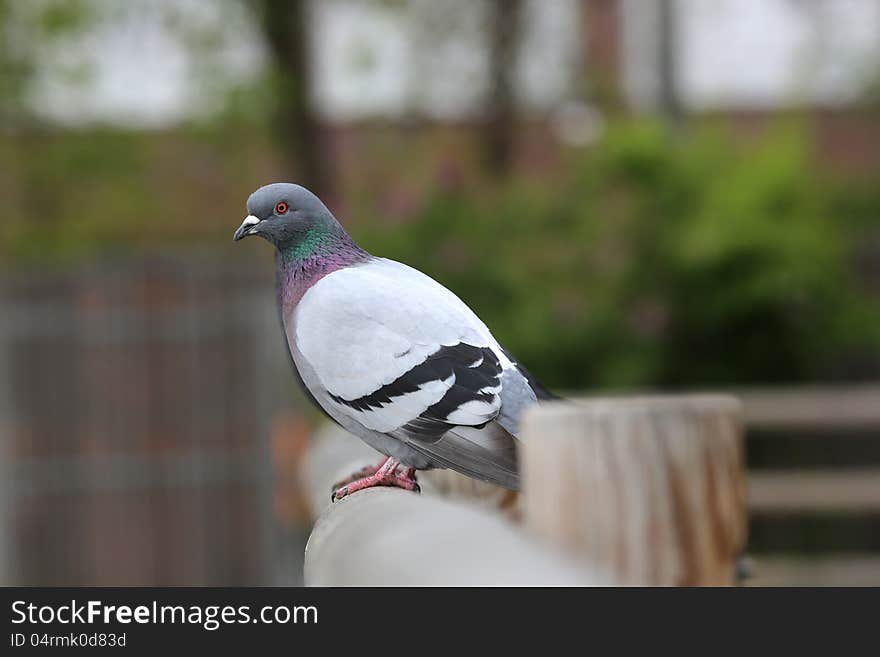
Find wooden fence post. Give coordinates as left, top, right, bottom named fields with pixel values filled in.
left=521, top=396, right=747, bottom=585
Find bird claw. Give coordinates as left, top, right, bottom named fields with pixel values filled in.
left=330, top=461, right=386, bottom=492
left=331, top=479, right=421, bottom=502
left=329, top=461, right=420, bottom=502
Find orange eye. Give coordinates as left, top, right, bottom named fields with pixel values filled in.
left=275, top=201, right=289, bottom=214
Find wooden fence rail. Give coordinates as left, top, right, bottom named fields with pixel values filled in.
left=301, top=427, right=608, bottom=586
left=737, top=384, right=880, bottom=586
left=737, top=385, right=880, bottom=430
left=301, top=395, right=746, bottom=586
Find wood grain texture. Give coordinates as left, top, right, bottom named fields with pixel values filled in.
left=521, top=396, right=747, bottom=586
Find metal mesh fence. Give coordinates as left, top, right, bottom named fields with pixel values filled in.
left=0, top=256, right=304, bottom=585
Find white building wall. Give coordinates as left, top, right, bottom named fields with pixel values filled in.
left=24, top=0, right=880, bottom=127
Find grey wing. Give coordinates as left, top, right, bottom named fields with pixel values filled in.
left=396, top=344, right=519, bottom=490
left=495, top=346, right=559, bottom=436
left=330, top=342, right=520, bottom=490
left=403, top=346, right=558, bottom=489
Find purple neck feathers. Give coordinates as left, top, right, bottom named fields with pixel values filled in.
left=275, top=230, right=369, bottom=315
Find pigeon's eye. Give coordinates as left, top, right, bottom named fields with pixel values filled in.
left=275, top=201, right=289, bottom=215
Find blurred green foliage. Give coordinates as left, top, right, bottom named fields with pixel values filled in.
left=2, top=119, right=879, bottom=389
left=358, top=121, right=880, bottom=389
left=0, top=125, right=281, bottom=262
left=0, top=0, right=96, bottom=127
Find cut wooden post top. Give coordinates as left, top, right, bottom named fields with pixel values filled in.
left=521, top=395, right=747, bottom=586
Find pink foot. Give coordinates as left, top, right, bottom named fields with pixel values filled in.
left=330, top=459, right=388, bottom=492
left=331, top=457, right=420, bottom=502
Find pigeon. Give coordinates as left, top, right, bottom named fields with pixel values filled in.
left=234, top=183, right=556, bottom=501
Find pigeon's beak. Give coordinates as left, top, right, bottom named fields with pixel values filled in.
left=233, top=215, right=261, bottom=242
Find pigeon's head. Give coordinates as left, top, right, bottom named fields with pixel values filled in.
left=233, top=182, right=336, bottom=247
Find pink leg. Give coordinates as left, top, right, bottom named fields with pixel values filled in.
left=330, top=459, right=388, bottom=491
left=331, top=457, right=420, bottom=502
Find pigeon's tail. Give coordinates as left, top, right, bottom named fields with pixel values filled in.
left=402, top=421, right=520, bottom=491
left=501, top=347, right=560, bottom=401
left=529, top=377, right=560, bottom=401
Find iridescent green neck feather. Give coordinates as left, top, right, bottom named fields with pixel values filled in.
left=282, top=225, right=334, bottom=261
